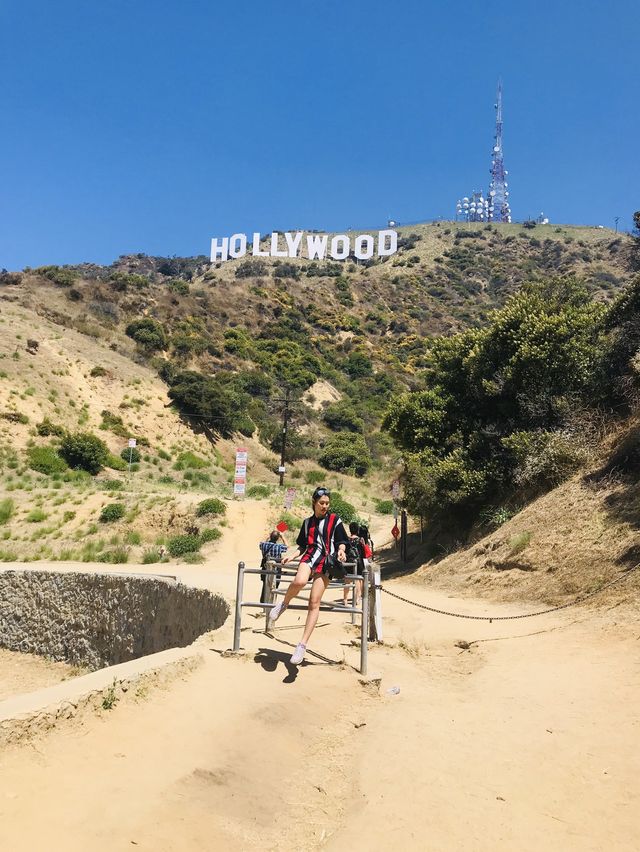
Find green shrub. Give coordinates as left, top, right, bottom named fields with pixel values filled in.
left=120, top=447, right=141, bottom=463
left=304, top=470, right=326, bottom=485
left=97, top=546, right=129, bottom=564
left=90, top=366, right=108, bottom=377
left=374, top=499, right=394, bottom=515
left=323, top=402, right=364, bottom=433
left=142, top=548, right=162, bottom=564
left=100, top=479, right=123, bottom=490
left=26, top=508, right=47, bottom=523
left=247, top=484, right=271, bottom=499
left=99, top=503, right=126, bottom=523
left=196, top=498, right=226, bottom=517
left=106, top=454, right=127, bottom=472
left=168, top=534, right=201, bottom=556
left=59, top=432, right=110, bottom=474
left=174, top=451, right=208, bottom=470
left=199, top=527, right=222, bottom=543
left=26, top=446, right=67, bottom=475
left=125, top=318, right=167, bottom=352
left=0, top=498, right=15, bottom=524
left=509, top=531, right=532, bottom=555
left=34, top=265, right=77, bottom=286
left=318, top=433, right=371, bottom=477
left=36, top=418, right=66, bottom=437
left=62, top=510, right=76, bottom=523
left=328, top=493, right=358, bottom=525
left=182, top=551, right=205, bottom=563
left=157, top=449, right=171, bottom=461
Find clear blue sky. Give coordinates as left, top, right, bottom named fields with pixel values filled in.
left=1, top=0, right=638, bottom=270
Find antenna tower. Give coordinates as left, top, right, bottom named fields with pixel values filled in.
left=487, top=80, right=511, bottom=222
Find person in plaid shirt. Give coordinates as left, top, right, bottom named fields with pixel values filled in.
left=259, top=530, right=288, bottom=603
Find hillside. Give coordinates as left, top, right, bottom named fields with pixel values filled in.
left=0, top=220, right=635, bottom=566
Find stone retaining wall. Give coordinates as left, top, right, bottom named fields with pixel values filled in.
left=0, top=570, right=229, bottom=670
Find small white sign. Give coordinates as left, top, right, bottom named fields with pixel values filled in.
left=284, top=487, right=296, bottom=509
left=235, top=464, right=247, bottom=477
left=278, top=465, right=286, bottom=474
left=392, top=479, right=400, bottom=499
left=236, top=449, right=248, bottom=464
left=128, top=438, right=137, bottom=448
left=234, top=481, right=246, bottom=495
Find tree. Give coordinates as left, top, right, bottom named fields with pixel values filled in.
left=323, top=402, right=364, bottom=433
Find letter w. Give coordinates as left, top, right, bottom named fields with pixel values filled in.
left=306, top=234, right=327, bottom=260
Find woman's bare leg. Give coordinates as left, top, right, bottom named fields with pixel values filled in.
left=282, top=563, right=311, bottom=606
left=300, top=573, right=329, bottom=646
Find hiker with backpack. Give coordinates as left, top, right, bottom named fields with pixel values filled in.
left=343, top=521, right=366, bottom=607
left=258, top=530, right=288, bottom=604
left=268, top=486, right=349, bottom=666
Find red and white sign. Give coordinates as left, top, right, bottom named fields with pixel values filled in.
left=284, top=487, right=296, bottom=510
left=391, top=524, right=400, bottom=540
left=392, top=479, right=400, bottom=500
left=234, top=448, right=248, bottom=496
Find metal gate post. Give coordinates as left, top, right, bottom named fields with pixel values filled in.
left=265, top=559, right=275, bottom=633
left=360, top=564, right=369, bottom=675
left=232, top=561, right=245, bottom=652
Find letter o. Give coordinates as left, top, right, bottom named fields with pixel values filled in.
left=229, top=233, right=247, bottom=258
left=330, top=235, right=350, bottom=260
left=354, top=234, right=374, bottom=260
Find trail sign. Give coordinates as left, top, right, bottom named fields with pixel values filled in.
left=391, top=524, right=400, bottom=540
left=128, top=438, right=137, bottom=448
left=392, top=479, right=400, bottom=500
left=284, top=487, right=296, bottom=510
left=276, top=521, right=289, bottom=533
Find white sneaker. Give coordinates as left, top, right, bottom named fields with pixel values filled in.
left=290, top=643, right=306, bottom=665
left=268, top=600, right=286, bottom=628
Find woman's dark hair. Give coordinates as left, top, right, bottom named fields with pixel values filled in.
left=358, top=525, right=370, bottom=541
left=349, top=521, right=359, bottom=535
left=312, top=487, right=331, bottom=501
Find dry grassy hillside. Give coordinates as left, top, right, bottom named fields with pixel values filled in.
left=0, top=301, right=387, bottom=565
left=402, top=419, right=640, bottom=611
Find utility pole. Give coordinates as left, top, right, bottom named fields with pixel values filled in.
left=278, top=387, right=291, bottom=486
left=614, top=216, right=620, bottom=234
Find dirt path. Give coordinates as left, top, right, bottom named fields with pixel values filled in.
left=1, top=504, right=638, bottom=851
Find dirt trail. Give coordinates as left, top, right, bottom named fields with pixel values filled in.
left=0, top=502, right=638, bottom=851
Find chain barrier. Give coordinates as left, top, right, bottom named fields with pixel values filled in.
left=378, top=562, right=640, bottom=622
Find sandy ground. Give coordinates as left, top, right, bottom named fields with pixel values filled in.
left=1, top=501, right=639, bottom=851
left=0, top=649, right=82, bottom=701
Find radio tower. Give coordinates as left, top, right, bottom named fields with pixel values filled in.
left=487, top=80, right=511, bottom=222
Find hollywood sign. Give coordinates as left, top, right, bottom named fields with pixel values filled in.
left=210, top=230, right=398, bottom=262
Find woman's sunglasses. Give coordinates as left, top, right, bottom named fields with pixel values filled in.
left=313, top=488, right=331, bottom=498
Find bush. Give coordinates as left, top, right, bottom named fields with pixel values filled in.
left=36, top=418, right=66, bottom=437
left=199, top=527, right=222, bottom=543
left=120, top=447, right=141, bottom=463
left=125, top=318, right=167, bottom=352
left=374, top=499, right=394, bottom=515
left=304, top=470, right=326, bottom=485
left=318, top=433, right=372, bottom=477
left=247, top=484, right=271, bottom=499
left=106, top=454, right=128, bottom=472
left=59, top=432, right=110, bottom=474
left=97, top=546, right=129, bottom=564
left=0, top=498, right=15, bottom=524
left=196, top=498, right=226, bottom=517
left=26, top=508, right=47, bottom=523
left=142, top=548, right=163, bottom=564
left=99, top=503, right=126, bottom=523
left=63, top=511, right=76, bottom=523
left=26, top=446, right=67, bottom=475
left=502, top=430, right=589, bottom=488
left=168, top=534, right=201, bottom=556
left=174, top=451, right=208, bottom=470
left=328, top=493, right=358, bottom=525
left=323, top=402, right=364, bottom=433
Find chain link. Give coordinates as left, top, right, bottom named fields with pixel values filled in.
left=379, top=563, right=640, bottom=622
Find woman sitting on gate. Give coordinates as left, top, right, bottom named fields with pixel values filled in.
left=268, top=487, right=348, bottom=666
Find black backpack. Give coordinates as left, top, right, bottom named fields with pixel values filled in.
left=346, top=536, right=364, bottom=570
